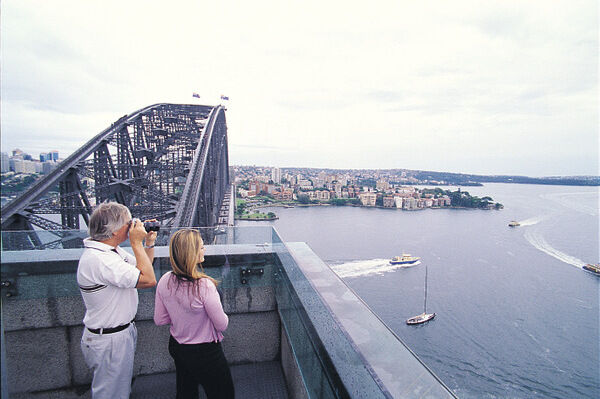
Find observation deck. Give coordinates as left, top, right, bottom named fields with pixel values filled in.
left=1, top=226, right=456, bottom=398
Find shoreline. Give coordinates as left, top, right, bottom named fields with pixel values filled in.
left=254, top=203, right=500, bottom=212
left=235, top=216, right=279, bottom=221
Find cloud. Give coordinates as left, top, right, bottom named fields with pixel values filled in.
left=231, top=144, right=292, bottom=151
left=1, top=0, right=597, bottom=176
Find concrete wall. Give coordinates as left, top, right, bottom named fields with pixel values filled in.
left=3, top=284, right=280, bottom=395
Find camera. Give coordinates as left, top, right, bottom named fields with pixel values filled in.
left=144, top=221, right=161, bottom=232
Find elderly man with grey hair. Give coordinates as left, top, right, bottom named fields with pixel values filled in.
left=77, top=201, right=157, bottom=399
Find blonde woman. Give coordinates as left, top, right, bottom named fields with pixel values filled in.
left=154, top=229, right=234, bottom=399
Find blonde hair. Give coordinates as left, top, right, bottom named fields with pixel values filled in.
left=168, top=229, right=218, bottom=296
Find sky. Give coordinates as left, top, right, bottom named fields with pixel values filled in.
left=1, top=1, right=598, bottom=177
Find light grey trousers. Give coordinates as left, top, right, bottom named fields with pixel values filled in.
left=81, top=323, right=137, bottom=399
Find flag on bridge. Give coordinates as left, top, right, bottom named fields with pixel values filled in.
left=192, top=93, right=201, bottom=98
left=220, top=95, right=229, bottom=101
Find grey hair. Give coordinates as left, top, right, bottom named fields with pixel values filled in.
left=89, top=202, right=131, bottom=241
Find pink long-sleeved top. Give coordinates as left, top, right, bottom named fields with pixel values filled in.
left=154, top=272, right=229, bottom=344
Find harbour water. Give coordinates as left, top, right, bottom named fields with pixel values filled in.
left=239, top=183, right=599, bottom=398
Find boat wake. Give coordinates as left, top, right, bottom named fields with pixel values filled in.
left=330, top=258, right=421, bottom=278
left=524, top=230, right=586, bottom=269
left=541, top=192, right=599, bottom=216
left=518, top=216, right=546, bottom=226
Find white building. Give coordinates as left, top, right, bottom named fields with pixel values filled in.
left=1, top=152, right=9, bottom=173
left=11, top=159, right=37, bottom=174
left=316, top=190, right=330, bottom=201
left=283, top=173, right=296, bottom=185
left=359, top=192, right=377, bottom=207
left=396, top=186, right=416, bottom=195
left=394, top=197, right=404, bottom=209
left=271, top=167, right=281, bottom=184
left=297, top=179, right=313, bottom=189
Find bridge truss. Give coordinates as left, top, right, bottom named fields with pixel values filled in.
left=1, top=103, right=231, bottom=250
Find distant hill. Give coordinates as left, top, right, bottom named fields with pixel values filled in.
left=407, top=170, right=599, bottom=186
left=233, top=165, right=599, bottom=186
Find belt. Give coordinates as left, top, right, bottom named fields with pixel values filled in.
left=87, top=320, right=133, bottom=335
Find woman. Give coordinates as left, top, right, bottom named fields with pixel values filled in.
left=154, top=229, right=234, bottom=399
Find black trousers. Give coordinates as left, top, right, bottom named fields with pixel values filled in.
left=168, top=336, right=235, bottom=399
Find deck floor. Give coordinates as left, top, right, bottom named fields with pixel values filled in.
left=132, top=361, right=289, bottom=399
left=12, top=361, right=289, bottom=399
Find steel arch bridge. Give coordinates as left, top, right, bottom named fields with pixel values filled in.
left=1, top=103, right=232, bottom=250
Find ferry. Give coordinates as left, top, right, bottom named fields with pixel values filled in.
left=508, top=221, right=520, bottom=227
left=390, top=254, right=420, bottom=265
left=583, top=263, right=600, bottom=275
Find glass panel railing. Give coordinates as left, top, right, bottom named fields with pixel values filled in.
left=275, top=246, right=386, bottom=399
left=0, top=226, right=282, bottom=300
left=0, top=225, right=278, bottom=252
left=282, top=242, right=457, bottom=398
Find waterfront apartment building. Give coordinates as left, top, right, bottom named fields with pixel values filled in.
left=359, top=192, right=377, bottom=206
left=249, top=181, right=276, bottom=195
left=273, top=188, right=294, bottom=201
left=403, top=197, right=418, bottom=210
left=305, top=190, right=331, bottom=201
left=383, top=196, right=395, bottom=208
left=317, top=190, right=331, bottom=201
left=394, top=197, right=404, bottom=209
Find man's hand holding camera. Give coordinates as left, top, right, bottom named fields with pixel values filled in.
left=128, top=218, right=158, bottom=249
left=143, top=219, right=158, bottom=249
left=128, top=218, right=157, bottom=288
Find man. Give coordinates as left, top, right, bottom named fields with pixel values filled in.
left=77, top=202, right=157, bottom=398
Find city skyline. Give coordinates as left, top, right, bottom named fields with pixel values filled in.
left=1, top=1, right=598, bottom=177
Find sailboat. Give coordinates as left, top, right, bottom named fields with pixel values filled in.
left=406, top=265, right=436, bottom=325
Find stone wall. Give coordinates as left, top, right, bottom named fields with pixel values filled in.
left=3, top=284, right=280, bottom=395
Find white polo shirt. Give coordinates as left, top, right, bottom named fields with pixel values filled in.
left=77, top=238, right=141, bottom=329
